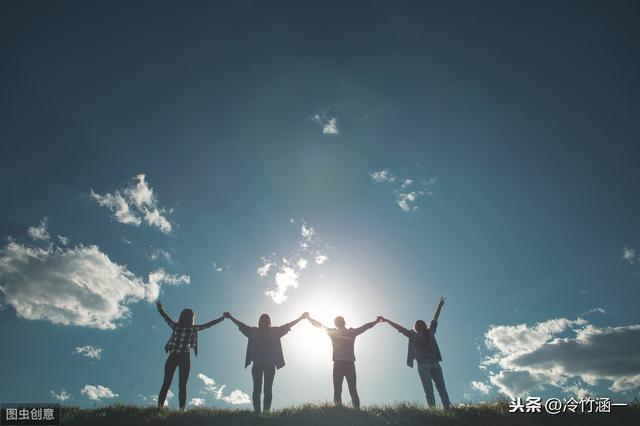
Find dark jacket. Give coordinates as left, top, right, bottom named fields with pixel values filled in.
left=239, top=324, right=291, bottom=369
left=400, top=319, right=442, bottom=367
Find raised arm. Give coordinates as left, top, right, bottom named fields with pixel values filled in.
left=156, top=301, right=176, bottom=329
left=381, top=316, right=411, bottom=336
left=281, top=312, right=309, bottom=330
left=194, top=314, right=225, bottom=331
left=432, top=297, right=446, bottom=322
left=307, top=315, right=329, bottom=329
left=224, top=312, right=248, bottom=329
left=353, top=317, right=383, bottom=336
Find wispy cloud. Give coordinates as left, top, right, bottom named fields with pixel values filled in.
left=311, top=114, right=339, bottom=135
left=27, top=218, right=50, bottom=241
left=258, top=220, right=330, bottom=303
left=0, top=228, right=182, bottom=329
left=81, top=385, right=118, bottom=401
left=140, top=390, right=173, bottom=407
left=91, top=174, right=173, bottom=234
left=370, top=169, right=436, bottom=212
left=148, top=248, right=172, bottom=263
left=148, top=268, right=190, bottom=287
left=369, top=169, right=395, bottom=183
left=196, top=373, right=250, bottom=405
left=212, top=260, right=227, bottom=273
left=623, top=246, right=636, bottom=264
left=57, top=235, right=70, bottom=246
left=480, top=316, right=640, bottom=398
left=470, top=381, right=491, bottom=395
left=50, top=389, right=71, bottom=401
left=74, top=345, right=102, bottom=359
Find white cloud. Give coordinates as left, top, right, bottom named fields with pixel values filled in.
left=395, top=190, right=420, bottom=212
left=370, top=170, right=435, bottom=212
left=212, top=261, right=225, bottom=273
left=90, top=190, right=141, bottom=226
left=369, top=169, right=395, bottom=183
left=259, top=220, right=330, bottom=303
left=0, top=237, right=178, bottom=329
left=189, top=397, right=205, bottom=407
left=580, top=307, right=606, bottom=317
left=301, top=223, right=315, bottom=240
left=623, top=246, right=636, bottom=264
left=471, top=381, right=491, bottom=395
left=148, top=249, right=172, bottom=263
left=148, top=268, right=190, bottom=287
left=81, top=385, right=118, bottom=401
left=141, top=390, right=173, bottom=407
left=50, top=389, right=70, bottom=401
left=74, top=345, right=102, bottom=359
left=311, top=114, right=339, bottom=135
left=27, top=218, right=50, bottom=241
left=222, top=390, right=251, bottom=405
left=57, top=235, right=69, bottom=246
left=266, top=265, right=299, bottom=304
left=314, top=252, right=329, bottom=265
left=480, top=316, right=640, bottom=398
left=257, top=259, right=273, bottom=277
left=197, top=373, right=249, bottom=405
left=91, top=174, right=173, bottom=234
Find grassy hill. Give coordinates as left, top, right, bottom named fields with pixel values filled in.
left=60, top=401, right=639, bottom=426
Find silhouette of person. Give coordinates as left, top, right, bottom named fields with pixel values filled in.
left=381, top=297, right=450, bottom=410
left=306, top=314, right=383, bottom=409
left=225, top=311, right=308, bottom=413
left=156, top=301, right=225, bottom=410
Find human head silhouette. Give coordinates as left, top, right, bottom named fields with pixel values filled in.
left=258, top=313, right=271, bottom=328
left=414, top=319, right=428, bottom=335
left=334, top=316, right=346, bottom=328
left=178, top=308, right=195, bottom=326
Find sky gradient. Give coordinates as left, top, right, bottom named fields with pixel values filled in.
left=1, top=0, right=639, bottom=408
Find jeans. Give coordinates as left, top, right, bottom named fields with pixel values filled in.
left=251, top=361, right=276, bottom=413
left=417, top=361, right=450, bottom=409
left=333, top=361, right=360, bottom=409
left=158, top=351, right=191, bottom=409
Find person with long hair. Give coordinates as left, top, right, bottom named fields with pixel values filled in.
left=156, top=301, right=225, bottom=410
left=224, top=311, right=308, bottom=413
left=380, top=297, right=450, bottom=410
left=306, top=314, right=382, bottom=409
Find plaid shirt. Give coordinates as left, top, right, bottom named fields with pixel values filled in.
left=158, top=307, right=222, bottom=357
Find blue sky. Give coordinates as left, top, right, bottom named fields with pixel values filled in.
left=1, top=0, right=639, bottom=408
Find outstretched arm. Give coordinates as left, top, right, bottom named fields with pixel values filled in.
left=353, top=317, right=383, bottom=336
left=307, top=315, right=329, bottom=329
left=156, top=301, right=176, bottom=329
left=281, top=312, right=309, bottom=330
left=432, top=297, right=446, bottom=322
left=380, top=316, right=411, bottom=336
left=195, top=315, right=225, bottom=331
left=224, top=312, right=248, bottom=329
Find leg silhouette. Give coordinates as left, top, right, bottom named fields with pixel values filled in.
left=344, top=364, right=360, bottom=409
left=431, top=363, right=450, bottom=409
left=158, top=355, right=179, bottom=408
left=332, top=362, right=345, bottom=405
left=417, top=362, right=436, bottom=407
left=177, top=353, right=191, bottom=410
left=251, top=363, right=264, bottom=413
left=262, top=364, right=276, bottom=411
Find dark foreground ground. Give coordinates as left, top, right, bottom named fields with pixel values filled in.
left=61, top=401, right=639, bottom=426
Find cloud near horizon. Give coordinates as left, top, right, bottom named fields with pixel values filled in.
left=480, top=315, right=640, bottom=398
left=196, top=373, right=250, bottom=405
left=90, top=174, right=173, bottom=234
left=81, top=385, right=118, bottom=401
